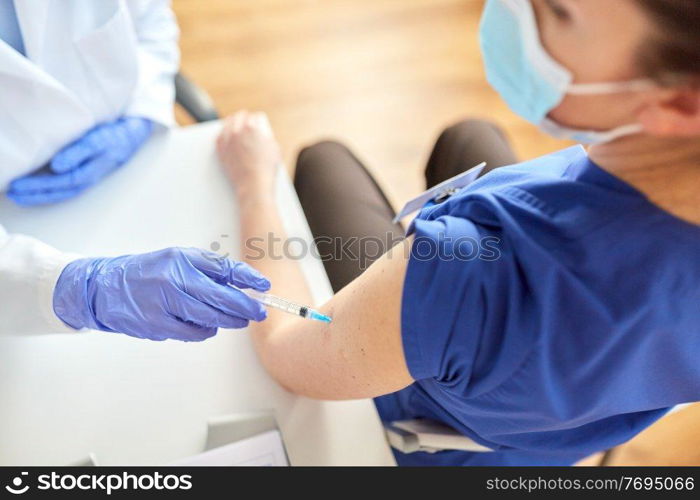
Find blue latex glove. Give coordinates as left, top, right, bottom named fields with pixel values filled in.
left=53, top=248, right=270, bottom=342
left=8, top=117, right=153, bottom=206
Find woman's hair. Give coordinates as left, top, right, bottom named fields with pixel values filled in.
left=636, top=0, right=700, bottom=83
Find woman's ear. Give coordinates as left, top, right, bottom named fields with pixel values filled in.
left=638, top=86, right=700, bottom=137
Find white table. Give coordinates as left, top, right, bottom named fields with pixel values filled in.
left=0, top=122, right=395, bottom=466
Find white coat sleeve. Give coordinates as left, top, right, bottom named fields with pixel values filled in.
left=0, top=225, right=82, bottom=335
left=125, top=0, right=181, bottom=128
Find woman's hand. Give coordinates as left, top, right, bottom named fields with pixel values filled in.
left=216, top=111, right=282, bottom=198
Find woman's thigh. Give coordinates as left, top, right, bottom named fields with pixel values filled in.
left=294, top=141, right=404, bottom=292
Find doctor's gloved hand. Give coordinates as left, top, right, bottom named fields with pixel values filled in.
left=7, top=117, right=153, bottom=206
left=53, top=248, right=270, bottom=342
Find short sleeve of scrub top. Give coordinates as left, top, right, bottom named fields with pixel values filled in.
left=379, top=146, right=700, bottom=466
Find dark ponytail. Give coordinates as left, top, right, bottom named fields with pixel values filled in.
left=636, top=0, right=700, bottom=83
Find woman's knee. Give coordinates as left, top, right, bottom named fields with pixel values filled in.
left=426, top=118, right=517, bottom=184
left=439, top=119, right=509, bottom=148
left=294, top=140, right=362, bottom=194
left=296, top=141, right=350, bottom=175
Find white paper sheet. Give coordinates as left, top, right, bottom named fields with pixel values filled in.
left=171, top=430, right=289, bottom=466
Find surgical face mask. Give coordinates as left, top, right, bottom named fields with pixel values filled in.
left=479, top=0, right=654, bottom=144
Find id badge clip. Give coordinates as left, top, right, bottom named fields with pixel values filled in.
left=393, top=162, right=486, bottom=223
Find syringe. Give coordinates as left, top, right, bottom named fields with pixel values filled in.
left=240, top=288, right=332, bottom=323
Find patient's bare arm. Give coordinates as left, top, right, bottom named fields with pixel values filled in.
left=217, top=111, right=414, bottom=399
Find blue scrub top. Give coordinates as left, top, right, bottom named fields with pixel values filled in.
left=375, top=146, right=700, bottom=466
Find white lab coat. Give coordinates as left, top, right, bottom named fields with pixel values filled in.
left=0, top=0, right=179, bottom=335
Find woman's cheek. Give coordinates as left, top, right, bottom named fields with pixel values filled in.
left=548, top=93, right=642, bottom=131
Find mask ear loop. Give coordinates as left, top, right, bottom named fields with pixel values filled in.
left=553, top=81, right=654, bottom=143
left=540, top=119, right=645, bottom=144
left=567, top=80, right=657, bottom=95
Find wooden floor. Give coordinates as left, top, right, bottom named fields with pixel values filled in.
left=173, top=0, right=568, bottom=210
left=172, top=0, right=700, bottom=465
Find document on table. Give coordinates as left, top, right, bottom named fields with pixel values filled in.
left=172, top=430, right=289, bottom=466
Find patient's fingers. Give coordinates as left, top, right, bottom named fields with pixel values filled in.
left=230, top=110, right=249, bottom=133
left=248, top=112, right=274, bottom=138
left=218, top=111, right=249, bottom=152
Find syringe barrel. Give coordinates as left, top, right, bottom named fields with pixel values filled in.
left=245, top=289, right=305, bottom=317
